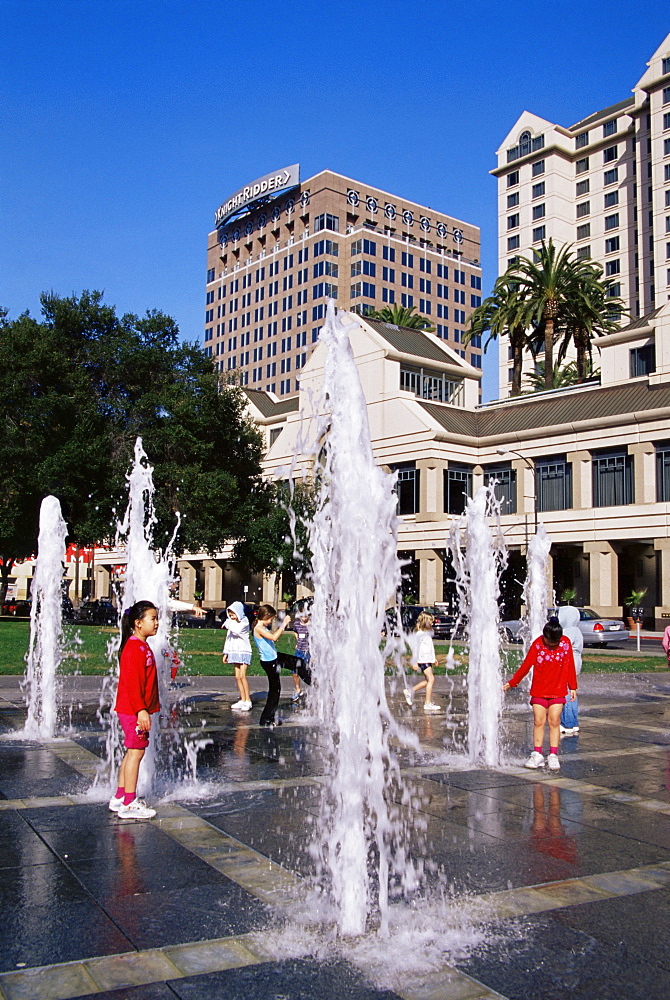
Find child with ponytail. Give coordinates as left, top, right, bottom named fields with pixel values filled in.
left=108, top=600, right=160, bottom=819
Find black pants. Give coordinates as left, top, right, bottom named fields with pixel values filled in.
left=259, top=658, right=281, bottom=725
left=276, top=651, right=312, bottom=686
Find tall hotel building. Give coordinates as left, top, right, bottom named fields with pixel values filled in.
left=492, top=34, right=670, bottom=397
left=205, top=167, right=482, bottom=396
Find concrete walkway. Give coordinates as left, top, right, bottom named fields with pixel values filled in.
left=1, top=671, right=670, bottom=999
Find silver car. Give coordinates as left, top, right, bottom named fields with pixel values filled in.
left=501, top=608, right=630, bottom=647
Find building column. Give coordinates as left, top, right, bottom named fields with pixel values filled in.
left=629, top=442, right=656, bottom=504
left=417, top=549, right=444, bottom=605
left=510, top=458, right=534, bottom=518
left=177, top=561, right=198, bottom=603
left=94, top=565, right=111, bottom=600
left=566, top=450, right=591, bottom=509
left=583, top=541, right=619, bottom=615
left=472, top=465, right=484, bottom=497
left=416, top=458, right=446, bottom=522
left=202, top=559, right=224, bottom=604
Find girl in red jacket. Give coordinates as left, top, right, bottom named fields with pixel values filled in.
left=108, top=600, right=160, bottom=819
left=503, top=617, right=577, bottom=773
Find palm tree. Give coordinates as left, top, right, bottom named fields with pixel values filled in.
left=510, top=239, right=579, bottom=390
left=464, top=274, right=528, bottom=396
left=522, top=357, right=599, bottom=393
left=366, top=304, right=434, bottom=331
left=557, top=260, right=625, bottom=382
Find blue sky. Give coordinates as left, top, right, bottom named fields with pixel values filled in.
left=2, top=1, right=668, bottom=401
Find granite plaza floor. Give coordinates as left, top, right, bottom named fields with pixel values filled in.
left=1, top=671, right=670, bottom=1000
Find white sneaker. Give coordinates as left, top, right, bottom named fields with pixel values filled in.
left=231, top=699, right=246, bottom=710
left=423, top=702, right=440, bottom=713
left=108, top=795, right=124, bottom=813
left=571, top=726, right=579, bottom=733
left=291, top=690, right=302, bottom=703
left=524, top=751, right=545, bottom=769
left=239, top=700, right=253, bottom=711
left=403, top=688, right=413, bottom=707
left=560, top=725, right=576, bottom=735
left=547, top=753, right=561, bottom=771
left=117, top=798, right=156, bottom=820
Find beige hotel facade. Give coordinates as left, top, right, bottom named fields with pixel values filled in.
left=204, top=167, right=483, bottom=397
left=493, top=33, right=670, bottom=399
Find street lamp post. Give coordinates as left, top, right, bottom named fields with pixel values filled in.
left=497, top=447, right=538, bottom=532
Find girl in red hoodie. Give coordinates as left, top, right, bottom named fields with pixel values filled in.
left=503, top=617, right=577, bottom=773
left=108, top=600, right=160, bottom=819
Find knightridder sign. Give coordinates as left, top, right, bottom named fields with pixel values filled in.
left=215, top=164, right=300, bottom=228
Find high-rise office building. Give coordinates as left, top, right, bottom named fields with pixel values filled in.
left=492, top=33, right=670, bottom=397
left=205, top=167, right=482, bottom=396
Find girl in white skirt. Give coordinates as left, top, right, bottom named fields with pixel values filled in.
left=223, top=601, right=252, bottom=711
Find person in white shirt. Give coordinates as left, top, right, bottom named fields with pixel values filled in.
left=223, top=601, right=253, bottom=711
left=404, top=612, right=440, bottom=712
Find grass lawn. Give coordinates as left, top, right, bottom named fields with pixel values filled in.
left=0, top=620, right=666, bottom=676
left=0, top=620, right=298, bottom=676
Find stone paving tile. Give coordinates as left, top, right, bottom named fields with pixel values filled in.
left=0, top=960, right=101, bottom=1000
left=164, top=936, right=259, bottom=976
left=102, top=881, right=268, bottom=950
left=0, top=899, right=134, bottom=976
left=192, top=790, right=318, bottom=877
left=85, top=949, right=183, bottom=992
left=167, top=959, right=405, bottom=1000
left=457, top=904, right=670, bottom=1000
left=423, top=770, right=531, bottom=792
left=63, top=985, right=176, bottom=1000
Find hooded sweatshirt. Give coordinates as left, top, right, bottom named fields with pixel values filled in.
left=223, top=601, right=251, bottom=656
left=558, top=605, right=583, bottom=675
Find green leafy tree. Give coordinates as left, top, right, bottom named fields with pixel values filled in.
left=508, top=239, right=578, bottom=390
left=522, top=357, right=600, bottom=393
left=0, top=291, right=268, bottom=603
left=556, top=260, right=624, bottom=382
left=464, top=276, right=527, bottom=396
left=233, top=479, right=317, bottom=603
left=506, top=240, right=622, bottom=391
left=367, top=304, right=434, bottom=331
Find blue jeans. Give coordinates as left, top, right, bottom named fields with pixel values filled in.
left=561, top=697, right=579, bottom=728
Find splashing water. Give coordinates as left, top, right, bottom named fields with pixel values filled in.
left=448, top=486, right=507, bottom=767
left=524, top=523, right=552, bottom=648
left=306, top=305, right=421, bottom=938
left=23, top=496, right=68, bottom=740
left=96, top=438, right=181, bottom=794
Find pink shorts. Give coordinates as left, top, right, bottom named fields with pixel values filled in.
left=530, top=696, right=566, bottom=708
left=117, top=712, right=150, bottom=749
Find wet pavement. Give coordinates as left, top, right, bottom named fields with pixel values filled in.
left=1, top=671, right=670, bottom=999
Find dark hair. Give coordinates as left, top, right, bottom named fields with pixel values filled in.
left=543, top=617, right=563, bottom=645
left=120, top=600, right=158, bottom=651
left=256, top=603, right=276, bottom=622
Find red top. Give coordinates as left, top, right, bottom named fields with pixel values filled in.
left=114, top=636, right=160, bottom=716
left=508, top=635, right=577, bottom=698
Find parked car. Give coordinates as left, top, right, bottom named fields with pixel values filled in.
left=1, top=599, right=32, bottom=618
left=501, top=608, right=630, bottom=647
left=74, top=599, right=118, bottom=626
left=384, top=605, right=462, bottom=640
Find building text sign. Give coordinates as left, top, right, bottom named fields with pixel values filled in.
left=215, top=165, right=300, bottom=228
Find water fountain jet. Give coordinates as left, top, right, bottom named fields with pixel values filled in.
left=306, top=304, right=420, bottom=938
left=23, top=495, right=68, bottom=740
left=448, top=486, right=506, bottom=767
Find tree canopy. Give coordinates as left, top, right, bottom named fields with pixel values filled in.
left=367, top=304, right=434, bottom=331
left=0, top=291, right=268, bottom=599
left=466, top=239, right=623, bottom=395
